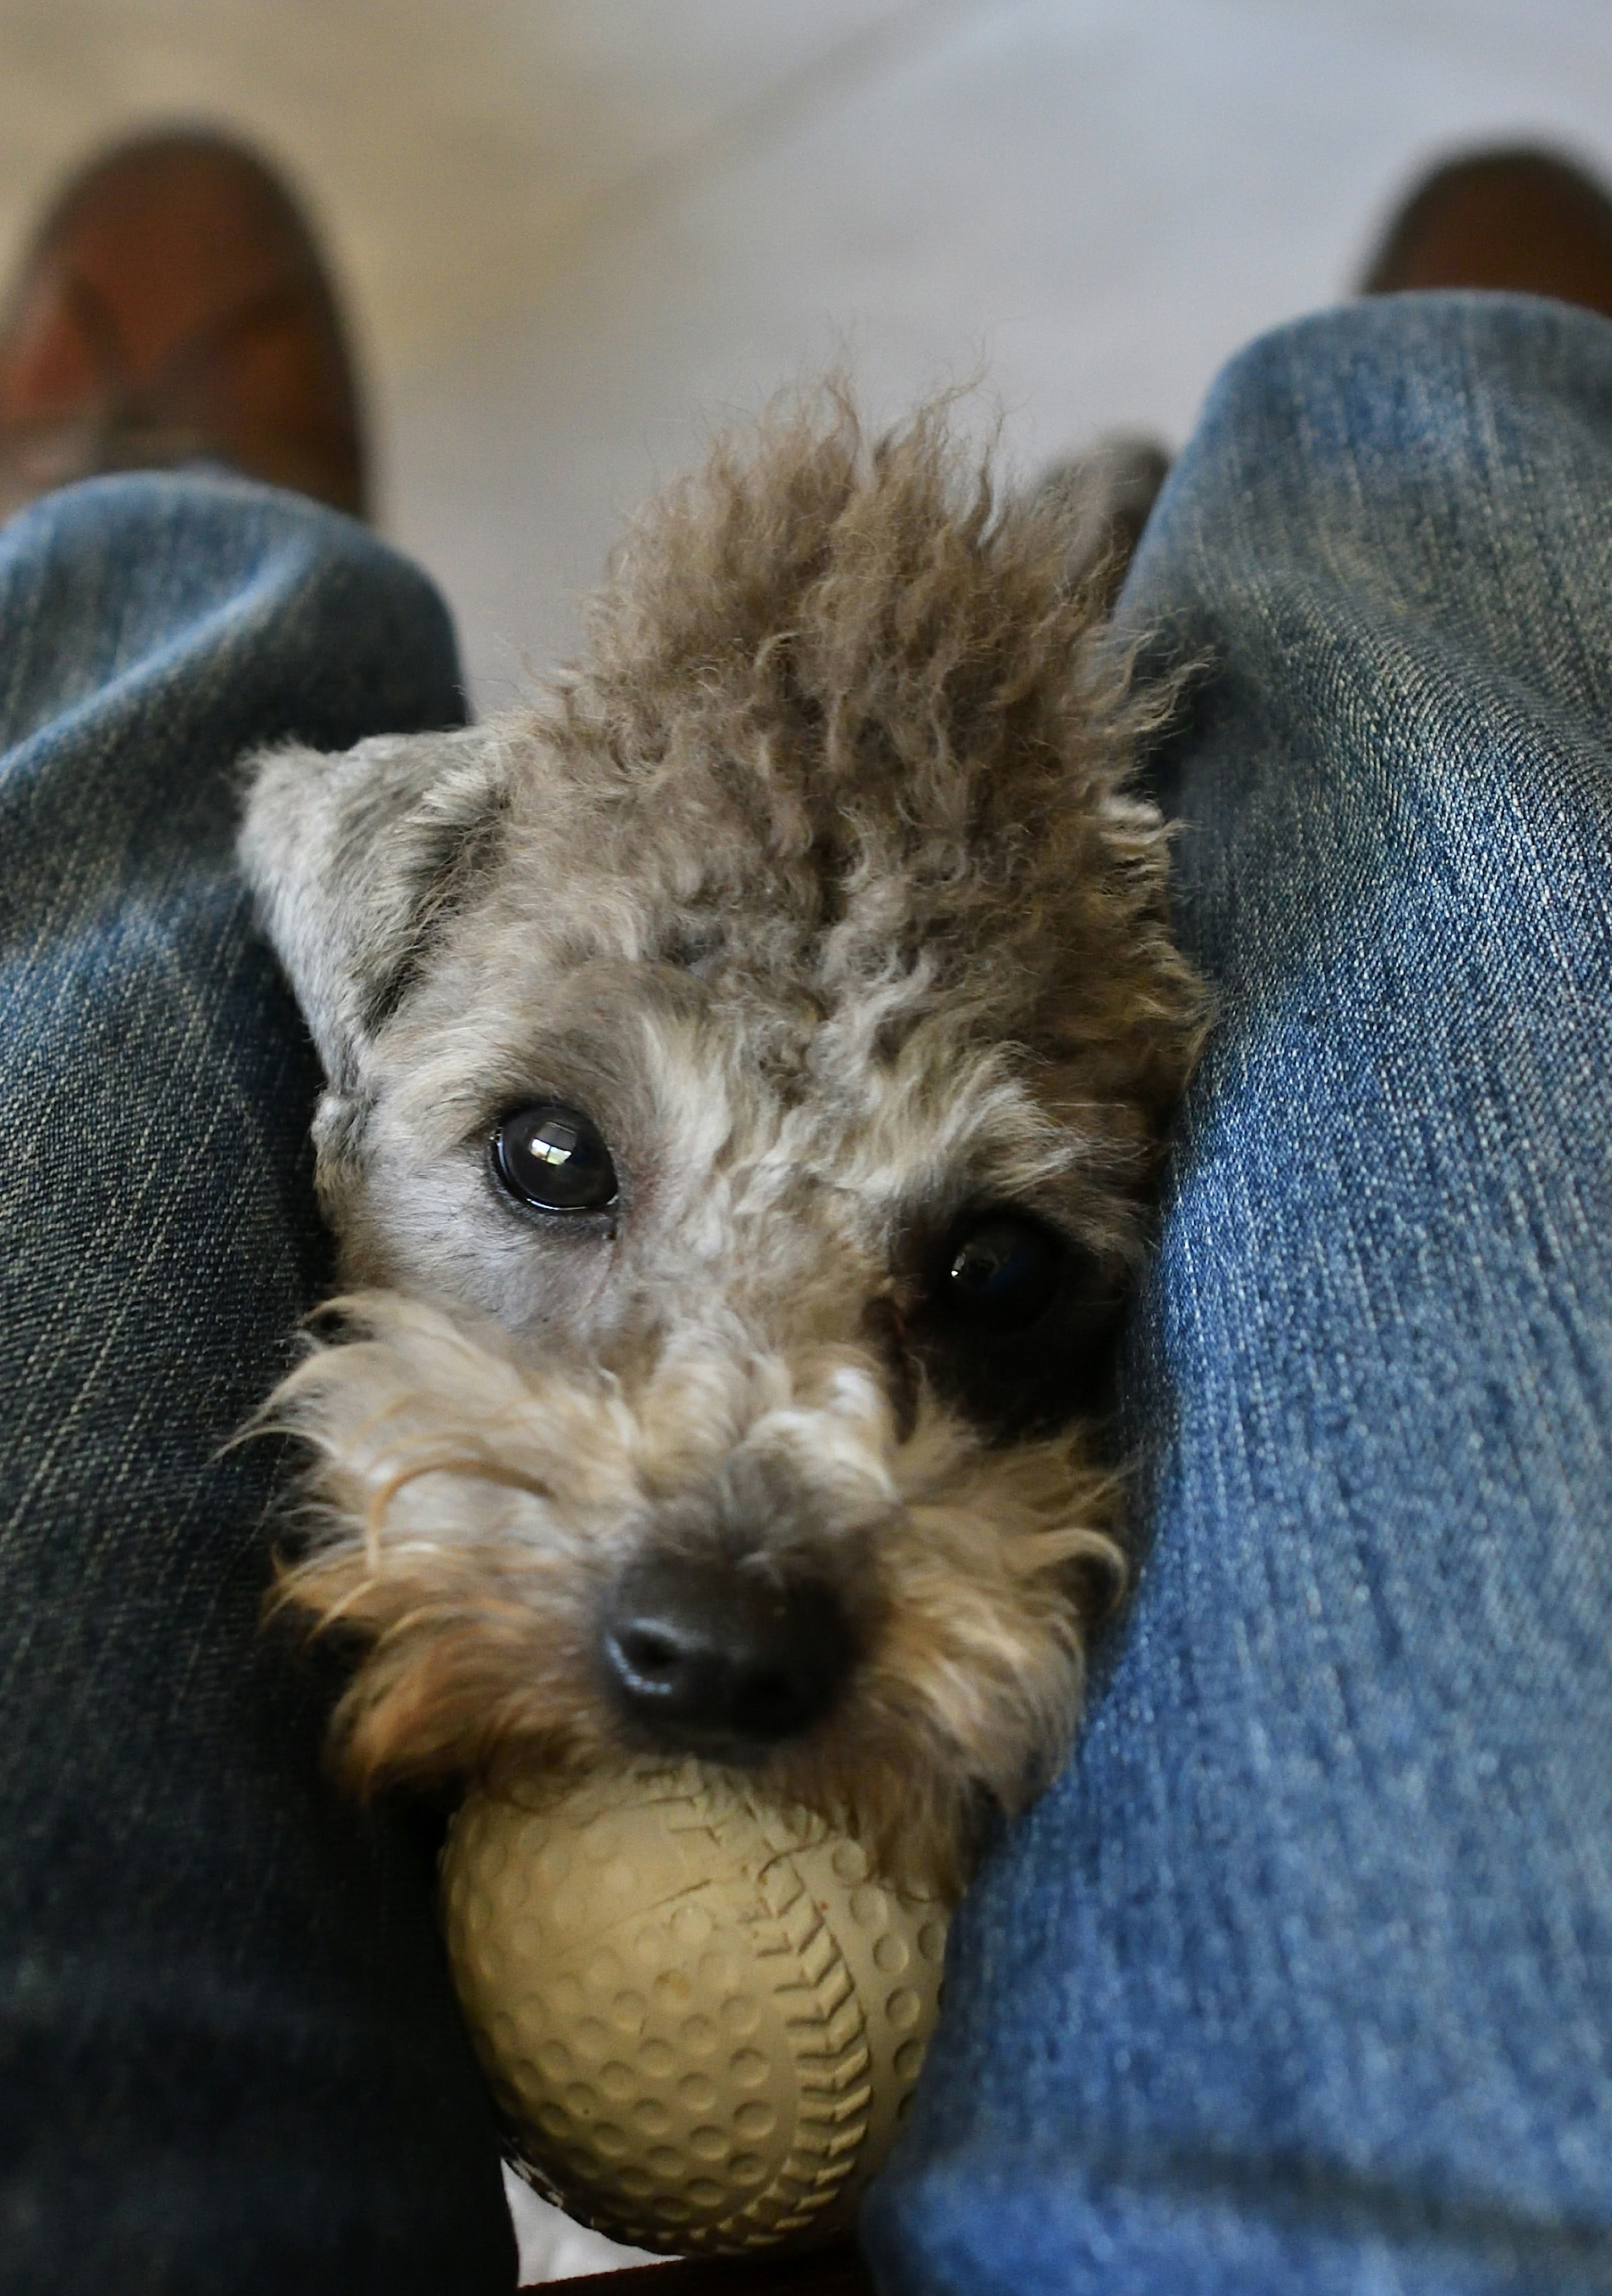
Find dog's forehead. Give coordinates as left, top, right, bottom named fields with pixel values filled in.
left=642, top=990, right=1066, bottom=1217
left=389, top=914, right=1073, bottom=1230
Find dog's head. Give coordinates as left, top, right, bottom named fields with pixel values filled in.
left=240, top=394, right=1205, bottom=1894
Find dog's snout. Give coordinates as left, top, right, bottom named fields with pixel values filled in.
left=601, top=1555, right=853, bottom=1754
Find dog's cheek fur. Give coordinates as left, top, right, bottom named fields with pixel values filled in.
left=743, top=1428, right=1123, bottom=1895
left=265, top=1297, right=643, bottom=1781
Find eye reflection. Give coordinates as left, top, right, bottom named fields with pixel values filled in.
left=936, top=1212, right=1064, bottom=1332
left=492, top=1103, right=618, bottom=1214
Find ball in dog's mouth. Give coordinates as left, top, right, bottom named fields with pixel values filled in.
left=440, top=1762, right=949, bottom=2255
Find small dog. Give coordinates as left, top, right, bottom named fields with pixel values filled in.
left=240, top=393, right=1206, bottom=1897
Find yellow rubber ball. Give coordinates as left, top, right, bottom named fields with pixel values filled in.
left=440, top=1763, right=948, bottom=2256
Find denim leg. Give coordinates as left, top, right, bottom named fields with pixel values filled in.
left=0, top=474, right=516, bottom=2292
left=864, top=296, right=1612, bottom=2296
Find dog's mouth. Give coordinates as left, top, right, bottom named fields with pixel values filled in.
left=597, top=1553, right=858, bottom=1765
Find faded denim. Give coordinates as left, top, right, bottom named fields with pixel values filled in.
left=865, top=296, right=1612, bottom=2294
left=0, top=474, right=516, bottom=2292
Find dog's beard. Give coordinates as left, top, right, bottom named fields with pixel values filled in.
left=260, top=1292, right=1123, bottom=1898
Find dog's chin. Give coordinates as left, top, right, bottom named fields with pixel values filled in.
left=609, top=1713, right=809, bottom=1775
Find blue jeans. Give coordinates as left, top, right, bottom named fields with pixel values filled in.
left=2, top=298, right=1608, bottom=2293
left=867, top=295, right=1612, bottom=2295
left=0, top=478, right=516, bottom=2290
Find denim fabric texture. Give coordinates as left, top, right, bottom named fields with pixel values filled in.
left=0, top=475, right=516, bottom=2292
left=863, top=296, right=1612, bottom=2295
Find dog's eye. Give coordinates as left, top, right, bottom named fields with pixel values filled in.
left=911, top=1211, right=1123, bottom=1439
left=937, top=1213, right=1064, bottom=1332
left=492, top=1103, right=618, bottom=1214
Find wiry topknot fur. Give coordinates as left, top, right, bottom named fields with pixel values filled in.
left=240, top=390, right=1208, bottom=1898
left=550, top=390, right=1195, bottom=1147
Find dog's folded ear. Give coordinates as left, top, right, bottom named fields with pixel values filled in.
left=1030, top=435, right=1172, bottom=609
left=238, top=728, right=511, bottom=1091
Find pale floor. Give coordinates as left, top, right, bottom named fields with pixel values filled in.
left=1, top=0, right=1606, bottom=2278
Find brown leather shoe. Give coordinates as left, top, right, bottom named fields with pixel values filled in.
left=0, top=128, right=368, bottom=521
left=1360, top=146, right=1612, bottom=320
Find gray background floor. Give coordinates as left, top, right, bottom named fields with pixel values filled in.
left=2, top=0, right=1604, bottom=2275
left=3, top=0, right=1608, bottom=719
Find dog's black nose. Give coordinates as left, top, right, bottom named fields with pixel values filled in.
left=600, top=1555, right=853, bottom=1753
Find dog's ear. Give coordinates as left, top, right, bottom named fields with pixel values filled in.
left=1030, top=435, right=1171, bottom=609
left=238, top=729, right=511, bottom=1091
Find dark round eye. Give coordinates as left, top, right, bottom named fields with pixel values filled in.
left=492, top=1103, right=618, bottom=1214
left=937, top=1213, right=1065, bottom=1333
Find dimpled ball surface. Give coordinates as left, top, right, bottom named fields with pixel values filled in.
left=440, top=1765, right=948, bottom=2256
